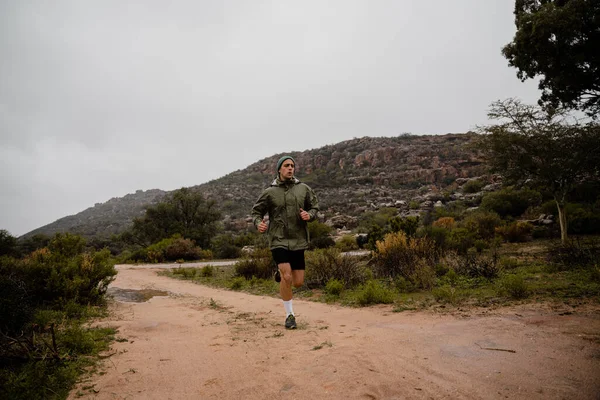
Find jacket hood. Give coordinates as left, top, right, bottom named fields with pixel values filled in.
left=271, top=176, right=300, bottom=186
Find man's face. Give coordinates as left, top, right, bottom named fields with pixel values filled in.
left=279, top=160, right=295, bottom=180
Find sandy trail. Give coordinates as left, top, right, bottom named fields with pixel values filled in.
left=70, top=265, right=600, bottom=400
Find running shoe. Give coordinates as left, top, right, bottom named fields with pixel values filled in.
left=285, top=314, right=297, bottom=329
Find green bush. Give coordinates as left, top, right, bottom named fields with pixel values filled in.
left=462, top=210, right=502, bottom=240
left=235, top=247, right=273, bottom=279
left=446, top=228, right=476, bottom=254
left=212, top=234, right=242, bottom=259
left=420, top=226, right=450, bottom=251
left=433, top=201, right=466, bottom=220
left=325, top=279, right=344, bottom=296
left=567, top=204, right=600, bottom=235
left=372, top=231, right=437, bottom=289
left=356, top=280, right=395, bottom=305
left=164, top=237, right=203, bottom=261
left=496, top=274, right=529, bottom=299
left=547, top=238, right=600, bottom=270
left=335, top=235, right=359, bottom=252
left=442, top=251, right=500, bottom=279
left=432, top=285, right=466, bottom=305
left=305, top=248, right=368, bottom=288
left=462, top=179, right=485, bottom=194
left=173, top=267, right=197, bottom=278
left=229, top=277, right=245, bottom=290
left=200, top=265, right=215, bottom=277
left=310, top=236, right=336, bottom=249
left=496, top=221, right=533, bottom=243
left=0, top=233, right=117, bottom=399
left=481, top=188, right=542, bottom=218
left=389, top=216, right=419, bottom=237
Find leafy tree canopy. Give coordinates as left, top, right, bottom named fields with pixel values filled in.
left=478, top=98, right=600, bottom=241
left=502, top=0, right=600, bottom=116
left=0, top=229, right=18, bottom=256
left=130, top=188, right=221, bottom=248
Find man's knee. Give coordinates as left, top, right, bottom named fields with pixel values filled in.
left=292, top=280, right=303, bottom=288
left=281, top=271, right=293, bottom=284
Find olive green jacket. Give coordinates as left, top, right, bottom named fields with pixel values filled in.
left=251, top=177, right=319, bottom=250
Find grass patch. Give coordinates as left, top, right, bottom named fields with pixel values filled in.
left=160, top=241, right=600, bottom=311
left=0, top=315, right=116, bottom=400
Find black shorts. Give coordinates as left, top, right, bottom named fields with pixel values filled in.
left=271, top=249, right=306, bottom=270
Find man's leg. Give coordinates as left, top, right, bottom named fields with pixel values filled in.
left=292, top=270, right=304, bottom=288
left=279, top=262, right=293, bottom=301
left=279, top=263, right=297, bottom=329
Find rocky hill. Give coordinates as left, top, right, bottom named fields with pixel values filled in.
left=23, top=133, right=490, bottom=239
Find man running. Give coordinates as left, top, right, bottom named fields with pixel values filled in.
left=251, top=156, right=319, bottom=329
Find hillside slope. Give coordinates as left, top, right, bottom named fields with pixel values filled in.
left=24, top=133, right=488, bottom=239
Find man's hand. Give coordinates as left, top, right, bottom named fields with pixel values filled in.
left=299, top=208, right=310, bottom=221
left=258, top=218, right=268, bottom=233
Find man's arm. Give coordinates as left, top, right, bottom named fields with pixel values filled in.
left=304, top=185, right=319, bottom=221
left=251, top=190, right=269, bottom=228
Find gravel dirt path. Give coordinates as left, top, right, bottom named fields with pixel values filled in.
left=70, top=264, right=600, bottom=400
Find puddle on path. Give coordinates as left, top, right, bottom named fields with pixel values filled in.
left=108, top=287, right=169, bottom=302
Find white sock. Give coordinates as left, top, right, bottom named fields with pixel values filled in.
left=283, top=300, right=294, bottom=317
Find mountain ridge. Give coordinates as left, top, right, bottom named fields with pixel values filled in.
left=23, top=133, right=487, bottom=239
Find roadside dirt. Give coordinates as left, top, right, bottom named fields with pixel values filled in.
left=70, top=265, right=600, bottom=400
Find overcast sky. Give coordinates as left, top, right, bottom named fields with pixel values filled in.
left=0, top=0, right=541, bottom=237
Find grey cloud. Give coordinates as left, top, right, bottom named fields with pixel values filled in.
left=1, top=0, right=540, bottom=236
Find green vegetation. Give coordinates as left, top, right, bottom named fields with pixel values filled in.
left=478, top=99, right=600, bottom=242
left=502, top=0, right=600, bottom=116
left=161, top=233, right=600, bottom=312
left=0, top=233, right=117, bottom=400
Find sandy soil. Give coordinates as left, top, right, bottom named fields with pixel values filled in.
left=70, top=265, right=600, bottom=400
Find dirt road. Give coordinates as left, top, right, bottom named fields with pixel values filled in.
left=71, top=265, right=600, bottom=400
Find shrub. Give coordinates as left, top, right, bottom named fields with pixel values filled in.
left=389, top=216, right=420, bottom=237
left=433, top=201, right=466, bottom=220
left=229, top=277, right=245, bottom=290
left=235, top=247, right=273, bottom=279
left=356, top=280, right=395, bottom=305
left=498, top=257, right=521, bottom=270
left=308, top=220, right=333, bottom=241
left=325, top=279, right=344, bottom=296
left=481, top=188, right=542, bottom=218
left=495, top=221, right=533, bottom=243
left=432, top=217, right=455, bottom=229
left=432, top=285, right=466, bottom=305
left=310, top=236, right=336, bottom=249
left=461, top=210, right=502, bottom=239
left=393, top=276, right=413, bottom=293
left=164, top=237, right=202, bottom=261
left=462, top=179, right=485, bottom=194
left=212, top=234, right=242, bottom=259
left=496, top=274, right=529, bottom=299
left=335, top=235, right=359, bottom=252
left=145, top=236, right=192, bottom=263
left=0, top=234, right=116, bottom=398
left=473, top=240, right=489, bottom=253
left=547, top=238, right=600, bottom=270
left=442, top=251, right=500, bottom=279
left=420, top=226, right=450, bottom=251
left=446, top=228, right=476, bottom=254
left=567, top=205, right=600, bottom=235
left=200, top=265, right=215, bottom=277
left=305, top=248, right=368, bottom=288
left=372, top=231, right=437, bottom=289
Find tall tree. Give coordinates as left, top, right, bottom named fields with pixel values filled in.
left=478, top=99, right=600, bottom=241
left=502, top=0, right=600, bottom=116
left=0, top=229, right=18, bottom=257
left=131, top=188, right=221, bottom=248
